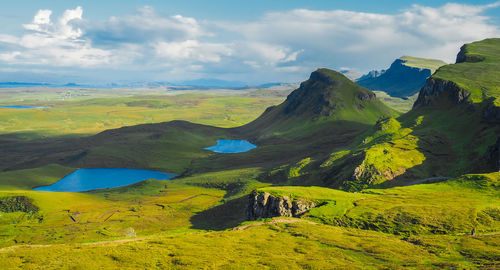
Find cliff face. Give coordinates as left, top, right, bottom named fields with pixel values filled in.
left=246, top=191, right=316, bottom=220
left=413, top=78, right=471, bottom=108
left=486, top=137, right=500, bottom=172
left=456, top=45, right=485, bottom=63
left=356, top=59, right=432, bottom=98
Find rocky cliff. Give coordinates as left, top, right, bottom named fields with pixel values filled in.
left=486, top=137, right=500, bottom=172
left=456, top=45, right=485, bottom=63
left=356, top=57, right=445, bottom=98
left=413, top=78, right=471, bottom=108
left=246, top=191, right=316, bottom=220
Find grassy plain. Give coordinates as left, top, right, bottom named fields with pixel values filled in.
left=400, top=56, right=447, bottom=73
left=0, top=88, right=287, bottom=139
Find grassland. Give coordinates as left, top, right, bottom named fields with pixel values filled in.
left=0, top=43, right=499, bottom=268
left=373, top=91, right=417, bottom=113
left=433, top=38, right=500, bottom=103
left=400, top=56, right=447, bottom=73
left=0, top=172, right=498, bottom=268
left=0, top=92, right=285, bottom=139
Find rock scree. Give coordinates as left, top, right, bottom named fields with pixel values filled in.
left=246, top=191, right=316, bottom=220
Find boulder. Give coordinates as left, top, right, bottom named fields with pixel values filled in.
left=246, top=191, right=316, bottom=220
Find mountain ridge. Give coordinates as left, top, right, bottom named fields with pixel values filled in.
left=356, top=56, right=446, bottom=98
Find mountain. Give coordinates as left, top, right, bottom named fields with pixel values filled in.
left=310, top=39, right=500, bottom=190
left=339, top=68, right=363, bottom=81
left=356, top=56, right=446, bottom=98
left=238, top=68, right=396, bottom=140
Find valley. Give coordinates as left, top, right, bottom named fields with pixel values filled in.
left=0, top=39, right=499, bottom=269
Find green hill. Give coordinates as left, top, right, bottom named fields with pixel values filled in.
left=316, top=39, right=500, bottom=190
left=239, top=68, right=396, bottom=139
left=417, top=38, right=500, bottom=105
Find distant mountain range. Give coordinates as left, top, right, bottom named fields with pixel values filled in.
left=0, top=80, right=288, bottom=90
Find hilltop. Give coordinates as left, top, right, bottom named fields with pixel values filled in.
left=357, top=56, right=446, bottom=98
left=239, top=68, right=396, bottom=140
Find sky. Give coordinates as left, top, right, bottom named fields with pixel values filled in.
left=0, top=0, right=499, bottom=84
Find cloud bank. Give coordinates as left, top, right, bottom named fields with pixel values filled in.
left=0, top=2, right=499, bottom=83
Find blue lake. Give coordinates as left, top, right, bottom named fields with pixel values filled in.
left=0, top=105, right=43, bottom=109
left=204, top=139, right=257, bottom=153
left=33, top=168, right=177, bottom=192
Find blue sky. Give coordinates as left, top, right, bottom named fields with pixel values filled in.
left=0, top=0, right=499, bottom=84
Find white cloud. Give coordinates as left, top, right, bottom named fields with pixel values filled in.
left=0, top=2, right=499, bottom=82
left=223, top=2, right=500, bottom=68
left=154, top=40, right=233, bottom=63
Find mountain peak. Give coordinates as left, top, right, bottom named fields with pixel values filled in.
left=238, top=68, right=394, bottom=139
left=356, top=56, right=446, bottom=98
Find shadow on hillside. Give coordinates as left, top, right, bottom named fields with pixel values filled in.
left=190, top=196, right=247, bottom=231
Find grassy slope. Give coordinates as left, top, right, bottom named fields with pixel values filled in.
left=0, top=164, right=75, bottom=190
left=373, top=90, right=417, bottom=113
left=310, top=39, right=500, bottom=190
left=260, top=172, right=500, bottom=235
left=400, top=56, right=447, bottom=73
left=0, top=173, right=498, bottom=268
left=241, top=68, right=397, bottom=140
left=433, top=38, right=500, bottom=103
left=3, top=222, right=497, bottom=269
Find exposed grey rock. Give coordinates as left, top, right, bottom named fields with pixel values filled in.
left=124, top=227, right=136, bottom=237
left=483, top=99, right=500, bottom=121
left=456, top=45, right=484, bottom=63
left=357, top=69, right=386, bottom=81
left=356, top=91, right=376, bottom=101
left=413, top=78, right=471, bottom=108
left=246, top=191, right=316, bottom=220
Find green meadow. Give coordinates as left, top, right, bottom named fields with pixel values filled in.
left=0, top=89, right=286, bottom=139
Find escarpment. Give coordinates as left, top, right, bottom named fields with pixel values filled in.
left=356, top=57, right=445, bottom=98
left=486, top=137, right=500, bottom=172
left=246, top=191, right=316, bottom=220
left=413, top=78, right=471, bottom=108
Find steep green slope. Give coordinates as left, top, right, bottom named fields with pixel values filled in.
left=422, top=38, right=500, bottom=104
left=357, top=56, right=446, bottom=98
left=262, top=39, right=499, bottom=191
left=317, top=39, right=500, bottom=190
left=239, top=68, right=396, bottom=140
left=184, top=69, right=397, bottom=175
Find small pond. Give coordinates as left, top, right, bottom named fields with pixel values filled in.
left=33, top=168, right=177, bottom=192
left=204, top=139, right=257, bottom=153
left=0, top=105, right=43, bottom=109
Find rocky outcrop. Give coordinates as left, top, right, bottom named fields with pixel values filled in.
left=283, top=70, right=339, bottom=117
left=0, top=196, right=39, bottom=214
left=246, top=191, right=316, bottom=220
left=356, top=91, right=376, bottom=101
left=357, top=69, right=386, bottom=82
left=456, top=45, right=484, bottom=63
left=486, top=137, right=500, bottom=172
left=483, top=99, right=500, bottom=121
left=413, top=78, right=471, bottom=109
